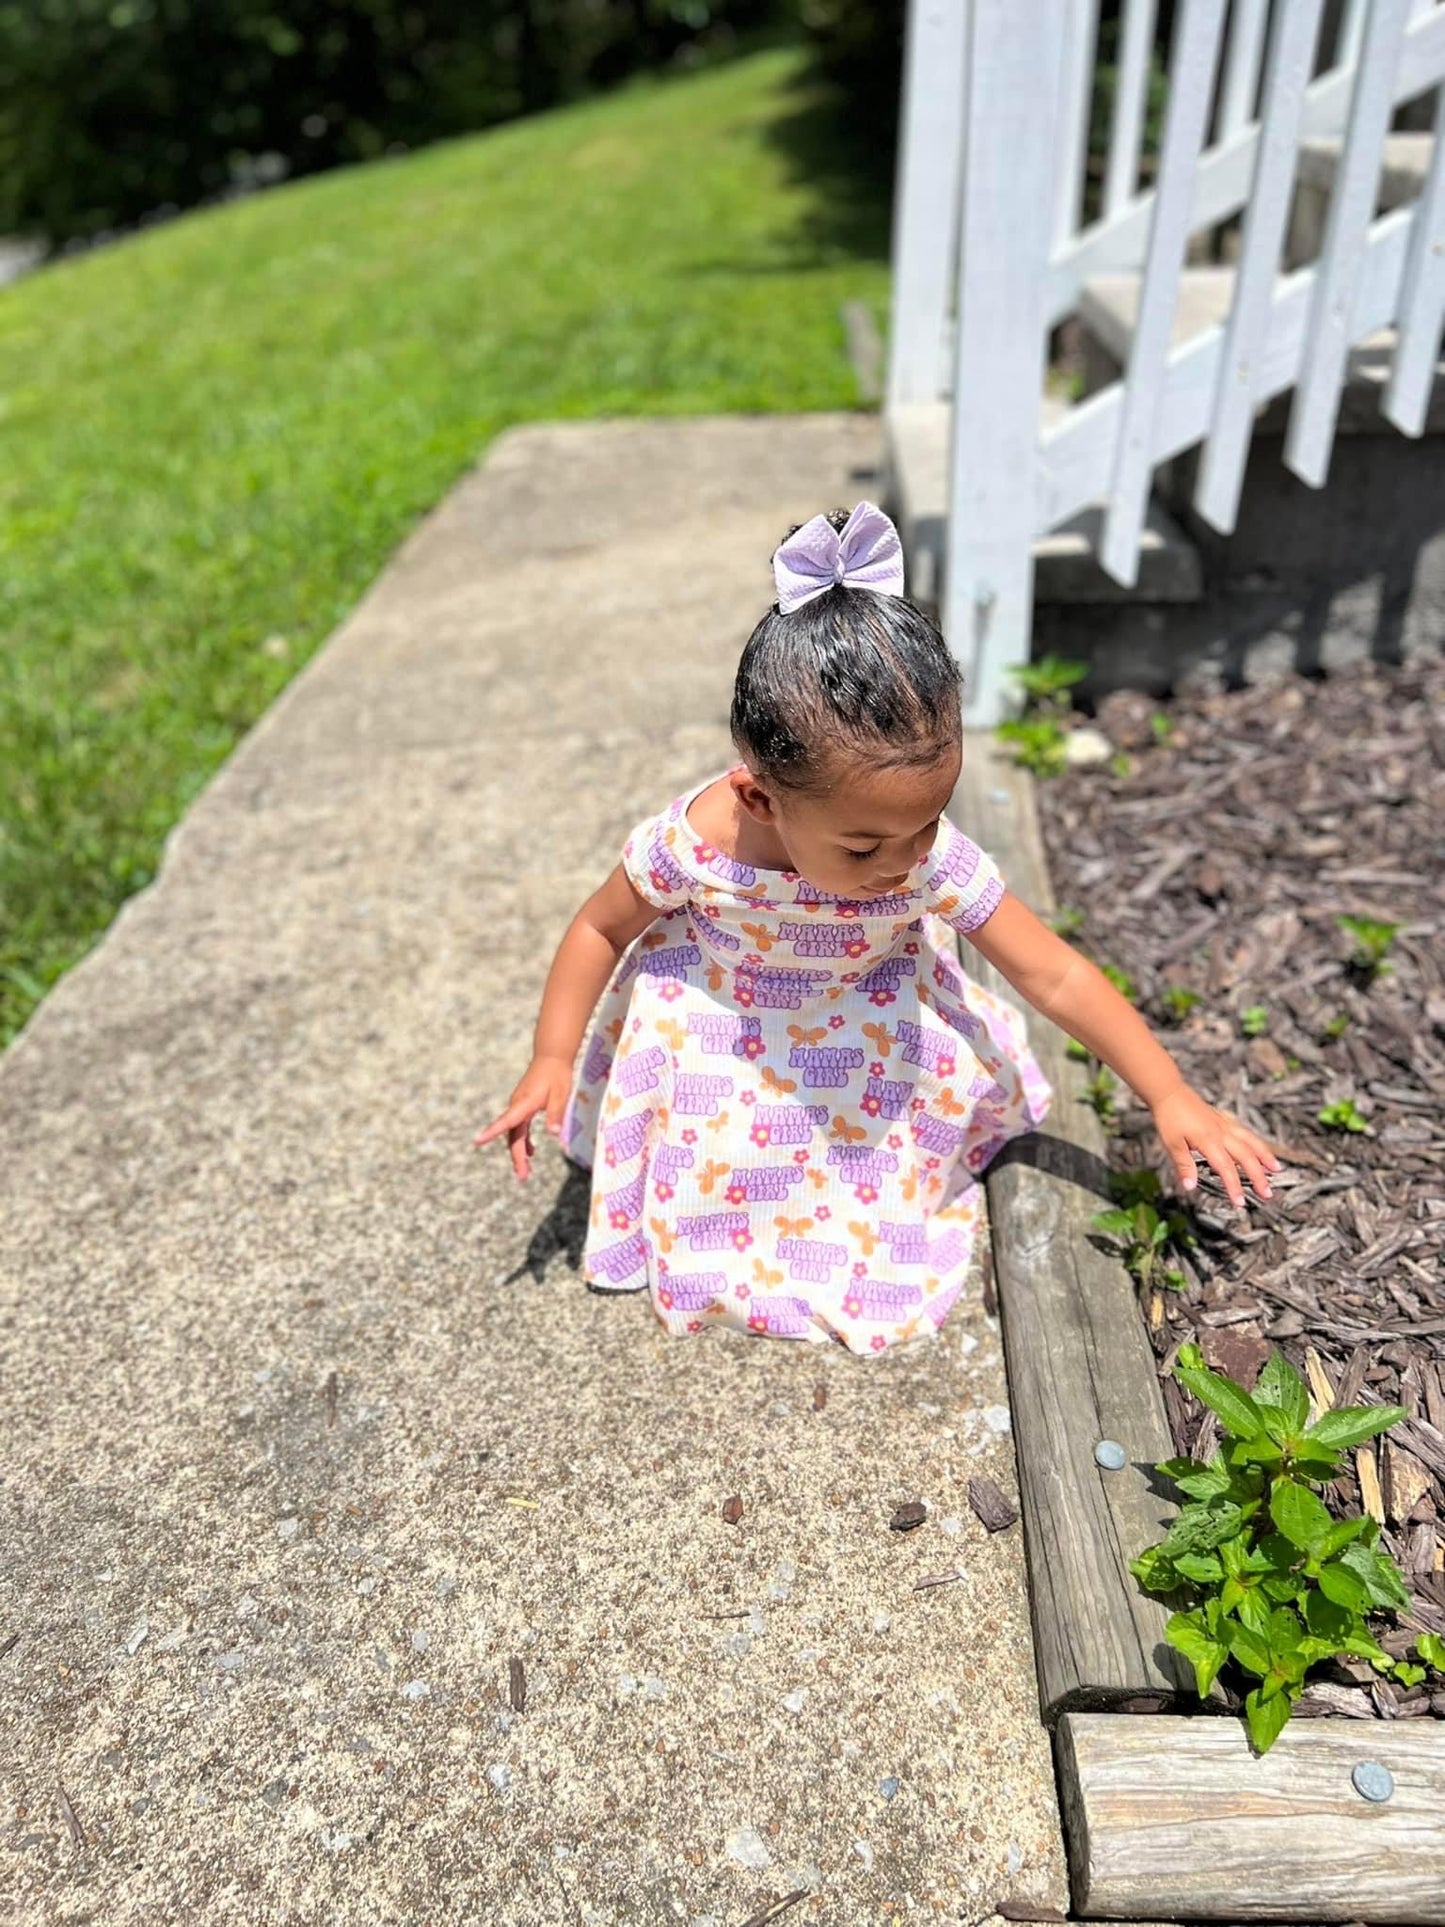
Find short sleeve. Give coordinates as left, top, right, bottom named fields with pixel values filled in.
left=621, top=811, right=694, bottom=912
left=921, top=817, right=1005, bottom=935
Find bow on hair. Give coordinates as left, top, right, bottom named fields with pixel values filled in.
left=771, top=501, right=905, bottom=614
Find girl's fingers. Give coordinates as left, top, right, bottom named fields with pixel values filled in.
left=1198, top=1138, right=1246, bottom=1208
left=546, top=1092, right=567, bottom=1139
left=1167, top=1139, right=1199, bottom=1192
left=509, top=1119, right=533, bottom=1182
left=1227, top=1137, right=1273, bottom=1200
left=475, top=1097, right=533, bottom=1147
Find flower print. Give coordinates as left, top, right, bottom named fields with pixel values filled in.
left=631, top=1017, right=643, bottom=1033
left=925, top=1155, right=941, bottom=1171
left=870, top=1061, right=885, bottom=1079
left=692, top=840, right=719, bottom=865
left=734, top=1282, right=751, bottom=1301
left=731, top=1227, right=754, bottom=1254
left=792, top=1148, right=809, bottom=1165
left=904, top=941, right=919, bottom=956
left=609, top=1207, right=631, bottom=1231
left=815, top=1204, right=831, bottom=1221
left=937, top=1053, right=956, bottom=1077
left=870, top=1334, right=888, bottom=1352
left=852, top=1260, right=867, bottom=1278
left=686, top=1319, right=703, bottom=1334
left=750, top=1122, right=771, bottom=1148
left=748, top=1312, right=770, bottom=1334
left=658, top=1288, right=675, bottom=1311
left=887, top=1133, right=902, bottom=1151
left=740, top=1033, right=766, bottom=1061
left=843, top=934, right=870, bottom=960
left=861, top=1088, right=882, bottom=1118
left=837, top=902, right=861, bottom=921
left=853, top=1183, right=879, bottom=1206
left=843, top=1292, right=863, bottom=1318
left=604, top=1148, right=618, bottom=1170
left=735, top=985, right=756, bottom=1009
left=827, top=1014, right=846, bottom=1032
left=653, top=1181, right=675, bottom=1203
left=658, top=979, right=685, bottom=1003
left=867, top=988, right=897, bottom=1008
left=681, top=1128, right=698, bottom=1146
left=739, top=1089, right=756, bottom=1107
left=910, top=1097, right=926, bottom=1113
left=725, top=1181, right=748, bottom=1207
left=742, top=953, right=764, bottom=970
left=841, top=971, right=860, bottom=985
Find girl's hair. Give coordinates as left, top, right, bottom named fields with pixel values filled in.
left=731, top=508, right=962, bottom=791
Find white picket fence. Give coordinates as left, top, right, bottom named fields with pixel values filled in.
left=887, top=0, right=1445, bottom=724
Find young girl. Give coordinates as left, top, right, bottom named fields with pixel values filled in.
left=478, top=502, right=1279, bottom=1354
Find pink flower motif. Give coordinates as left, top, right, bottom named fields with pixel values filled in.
left=735, top=986, right=755, bottom=1009
left=725, top=1182, right=748, bottom=1207
left=868, top=989, right=896, bottom=1008
left=604, top=1149, right=618, bottom=1169
left=854, top=1183, right=879, bottom=1205
left=837, top=903, right=861, bottom=921
left=693, top=841, right=718, bottom=864
left=828, top=1013, right=847, bottom=1030
left=734, top=1282, right=751, bottom=1301
left=749, top=1312, right=770, bottom=1333
left=686, top=1319, right=703, bottom=1333
left=904, top=941, right=919, bottom=956
left=910, top=1098, right=926, bottom=1113
left=609, top=1208, right=631, bottom=1231
left=852, top=1261, right=867, bottom=1279
left=731, top=1228, right=754, bottom=1253
left=741, top=1035, right=765, bottom=1060
left=870, top=1334, right=888, bottom=1352
left=681, top=1128, right=698, bottom=1145
left=861, top=1091, right=882, bottom=1118
left=925, top=1155, right=941, bottom=1171
left=751, top=1123, right=771, bottom=1148
left=870, top=1061, right=885, bottom=1078
left=659, top=980, right=684, bottom=1003
left=843, top=1293, right=863, bottom=1318
left=743, top=953, right=764, bottom=970
left=658, top=1288, right=674, bottom=1310
left=938, top=1054, right=956, bottom=1076
left=887, top=1134, right=902, bottom=1151
left=792, top=1149, right=809, bottom=1165
left=739, top=1089, right=756, bottom=1107
left=653, top=1181, right=675, bottom=1203
left=844, top=935, right=870, bottom=959
left=631, top=1017, right=643, bottom=1033
left=815, top=1204, right=831, bottom=1220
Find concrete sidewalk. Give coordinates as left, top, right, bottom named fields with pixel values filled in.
left=0, top=416, right=1066, bottom=1924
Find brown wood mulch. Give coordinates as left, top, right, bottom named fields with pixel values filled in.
left=1034, top=655, right=1445, bottom=1722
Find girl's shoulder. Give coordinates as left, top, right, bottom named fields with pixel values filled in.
left=621, top=771, right=761, bottom=909
left=920, top=813, right=1006, bottom=934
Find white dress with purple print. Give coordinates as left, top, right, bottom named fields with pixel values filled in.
left=561, top=775, right=1052, bottom=1353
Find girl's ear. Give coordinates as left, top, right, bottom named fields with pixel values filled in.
left=730, top=766, right=778, bottom=825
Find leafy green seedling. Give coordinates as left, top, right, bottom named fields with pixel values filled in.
left=1150, top=712, right=1174, bottom=743
left=1100, top=963, right=1137, bottom=1002
left=1322, top=1011, right=1350, bottom=1041
left=1418, top=1632, right=1445, bottom=1673
left=1318, top=1098, right=1369, bottom=1134
left=995, top=717, right=1067, bottom=777
left=1065, top=1038, right=1091, bottom=1062
left=1337, top=914, right=1399, bottom=982
left=1051, top=905, right=1086, bottom=940
left=1131, top=1343, right=1407, bottom=1755
left=1006, top=653, right=1089, bottom=706
left=1090, top=1178, right=1194, bottom=1290
left=1161, top=985, right=1201, bottom=1025
left=1110, top=751, right=1133, bottom=780
left=1240, top=1006, right=1269, bottom=1038
left=1082, top=1066, right=1119, bottom=1124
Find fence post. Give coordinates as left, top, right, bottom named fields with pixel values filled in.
left=947, top=0, right=1068, bottom=729
left=887, top=0, right=970, bottom=410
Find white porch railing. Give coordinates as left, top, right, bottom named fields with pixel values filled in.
left=887, top=0, right=1445, bottom=725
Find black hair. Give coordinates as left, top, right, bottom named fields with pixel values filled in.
left=731, top=508, right=962, bottom=791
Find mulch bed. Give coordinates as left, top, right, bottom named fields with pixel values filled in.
left=1035, top=654, right=1445, bottom=1722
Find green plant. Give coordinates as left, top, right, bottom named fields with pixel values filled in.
left=1418, top=1632, right=1445, bottom=1672
left=1322, top=1011, right=1351, bottom=1041
left=1090, top=1170, right=1194, bottom=1290
left=1110, top=751, right=1133, bottom=780
left=1051, top=906, right=1085, bottom=940
left=1161, top=985, right=1201, bottom=1025
left=1337, top=915, right=1400, bottom=981
left=1065, top=1038, right=1091, bottom=1062
left=995, top=717, right=1068, bottom=777
left=1150, top=712, right=1174, bottom=744
left=1006, top=654, right=1089, bottom=708
left=1132, top=1344, right=1408, bottom=1754
left=1318, top=1098, right=1369, bottom=1134
left=1083, top=1066, right=1119, bottom=1123
left=1100, top=963, right=1137, bottom=1002
left=1240, top=1005, right=1269, bottom=1038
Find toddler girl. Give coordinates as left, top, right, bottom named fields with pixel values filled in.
left=478, top=503, right=1279, bottom=1353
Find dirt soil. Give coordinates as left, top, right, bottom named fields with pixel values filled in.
left=1036, top=655, right=1445, bottom=1723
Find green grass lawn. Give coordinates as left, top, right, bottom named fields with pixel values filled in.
left=0, top=39, right=889, bottom=1043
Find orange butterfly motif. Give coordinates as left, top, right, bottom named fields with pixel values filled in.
left=935, top=1086, right=966, bottom=1118
left=697, top=1158, right=730, bottom=1196
left=773, top=1215, right=815, bottom=1240
left=641, top=928, right=670, bottom=951
left=706, top=962, right=726, bottom=993
left=862, top=1021, right=894, bottom=1058
left=648, top=1216, right=675, bottom=1255
left=806, top=1168, right=827, bottom=1190
left=707, top=1109, right=730, bottom=1134
left=740, top=922, right=775, bottom=952
left=849, top=1221, right=879, bottom=1257
left=603, top=1092, right=622, bottom=1118
left=760, top=1066, right=797, bottom=1096
left=900, top=1171, right=920, bottom=1203
left=657, top=1017, right=686, bottom=1053
left=830, top=1115, right=866, bottom=1145
left=605, top=1018, right=625, bottom=1042
left=751, top=1258, right=784, bottom=1290
left=788, top=1023, right=827, bottom=1048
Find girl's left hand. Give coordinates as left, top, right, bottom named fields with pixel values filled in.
left=1151, top=1085, right=1282, bottom=1207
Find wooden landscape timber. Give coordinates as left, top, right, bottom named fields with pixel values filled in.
left=952, top=745, right=1187, bottom=1718
left=1058, top=1711, right=1445, bottom=1921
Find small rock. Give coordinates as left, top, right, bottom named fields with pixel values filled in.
left=871, top=1611, right=891, bottom=1634
left=276, top=1519, right=299, bottom=1541
left=939, top=1516, right=963, bottom=1538
left=878, top=1776, right=900, bottom=1800
left=322, top=1829, right=351, bottom=1852
left=123, top=1617, right=150, bottom=1656
left=356, top=1578, right=377, bottom=1596
left=1062, top=726, right=1113, bottom=768
left=400, top=1679, right=429, bottom=1702
left=726, top=1824, right=771, bottom=1872
left=718, top=1632, right=751, bottom=1659
left=889, top=1500, right=927, bottom=1532
left=236, top=1593, right=258, bottom=1616
left=1007, top=1841, right=1024, bottom=1874
left=721, top=1496, right=744, bottom=1526
left=747, top=1606, right=766, bottom=1636
left=781, top=1690, right=807, bottom=1714
left=411, top=1630, right=430, bottom=1653
left=213, top=1652, right=246, bottom=1672
left=767, top=1400, right=791, bottom=1419
left=486, top=1763, right=512, bottom=1794
left=617, top=1674, right=638, bottom=1697
left=982, top=1405, right=1012, bottom=1435
left=1266, top=1309, right=1306, bottom=1339
left=852, top=1839, right=875, bottom=1872
left=642, top=1677, right=667, bottom=1702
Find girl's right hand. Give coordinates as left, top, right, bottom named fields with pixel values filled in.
left=474, top=1056, right=574, bottom=1181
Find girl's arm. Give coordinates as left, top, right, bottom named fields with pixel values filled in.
left=476, top=864, right=659, bottom=1180
left=967, top=892, right=1281, bottom=1207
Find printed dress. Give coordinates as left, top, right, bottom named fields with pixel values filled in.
left=561, top=776, right=1052, bottom=1354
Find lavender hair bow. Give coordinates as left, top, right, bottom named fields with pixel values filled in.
left=771, top=501, right=905, bottom=614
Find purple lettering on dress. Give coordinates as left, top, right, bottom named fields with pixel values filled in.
left=582, top=1031, right=614, bottom=1086
left=592, top=1232, right=647, bottom=1284
left=896, top=1020, right=955, bottom=1074
left=857, top=957, right=916, bottom=996
left=776, top=921, right=869, bottom=959
left=936, top=1000, right=985, bottom=1042
left=752, top=1103, right=829, bottom=1146
left=925, top=832, right=982, bottom=895
left=862, top=1076, right=910, bottom=1121
left=776, top=1237, right=849, bottom=1283
left=686, top=1013, right=762, bottom=1058
left=652, top=1141, right=694, bottom=1185
left=662, top=1271, right=728, bottom=1311
left=880, top=1221, right=929, bottom=1265
left=603, top=1110, right=653, bottom=1164
left=616, top=1045, right=668, bottom=1098
left=724, top=1165, right=804, bottom=1202
left=788, top=1045, right=866, bottom=1089
left=852, top=1278, right=925, bottom=1321
left=747, top=1294, right=815, bottom=1337
left=691, top=904, right=741, bottom=951
left=636, top=944, right=701, bottom=980
left=913, top=1113, right=968, bottom=1156
left=696, top=847, right=756, bottom=887
left=673, top=1071, right=734, bottom=1117
left=676, top=1211, right=749, bottom=1252
left=646, top=830, right=691, bottom=897
left=735, top=965, right=834, bottom=1010
left=933, top=954, right=964, bottom=996
left=603, top=1172, right=645, bottom=1225
left=967, top=1133, right=1007, bottom=1173
left=843, top=891, right=913, bottom=918
left=826, top=1145, right=899, bottom=1182
left=929, top=1226, right=969, bottom=1275
left=969, top=1072, right=1010, bottom=1105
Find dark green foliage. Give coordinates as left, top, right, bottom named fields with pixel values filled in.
left=1131, top=1342, right=1411, bottom=1754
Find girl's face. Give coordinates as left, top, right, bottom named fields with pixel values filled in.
left=733, top=744, right=963, bottom=900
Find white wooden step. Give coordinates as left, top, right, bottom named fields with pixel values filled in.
left=884, top=402, right=1203, bottom=607
left=1080, top=267, right=1445, bottom=435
